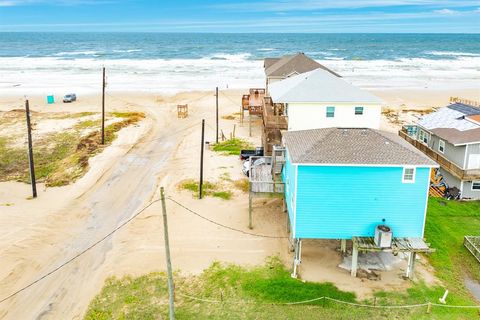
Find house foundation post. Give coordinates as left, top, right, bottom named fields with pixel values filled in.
left=291, top=238, right=302, bottom=278
left=248, top=192, right=253, bottom=229
left=341, top=239, right=347, bottom=254
left=406, top=252, right=416, bottom=279
left=351, top=244, right=358, bottom=277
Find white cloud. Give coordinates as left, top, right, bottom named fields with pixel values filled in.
left=433, top=8, right=460, bottom=15
left=211, top=1, right=480, bottom=12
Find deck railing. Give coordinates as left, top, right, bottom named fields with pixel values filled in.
left=249, top=156, right=285, bottom=194
left=399, top=129, right=480, bottom=180
left=464, top=236, right=480, bottom=263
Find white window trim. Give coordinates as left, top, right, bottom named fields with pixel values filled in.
left=472, top=181, right=480, bottom=191
left=438, top=140, right=445, bottom=154
left=402, top=167, right=416, bottom=184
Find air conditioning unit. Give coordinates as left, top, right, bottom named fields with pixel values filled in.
left=374, top=225, right=393, bottom=248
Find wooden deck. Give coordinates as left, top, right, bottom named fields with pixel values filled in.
left=249, top=159, right=284, bottom=194
left=352, top=237, right=433, bottom=253
left=399, top=129, right=480, bottom=180
left=351, top=236, right=433, bottom=279
left=263, top=96, right=288, bottom=130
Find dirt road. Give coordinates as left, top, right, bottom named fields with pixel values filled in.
left=0, top=99, right=207, bottom=319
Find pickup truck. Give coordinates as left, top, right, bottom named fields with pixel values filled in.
left=239, top=147, right=264, bottom=161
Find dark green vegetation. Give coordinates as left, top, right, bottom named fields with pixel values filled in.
left=0, top=111, right=145, bottom=187
left=85, top=199, right=480, bottom=319
left=212, top=138, right=253, bottom=156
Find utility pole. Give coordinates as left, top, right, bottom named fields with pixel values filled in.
left=199, top=119, right=205, bottom=199
left=101, top=67, right=106, bottom=145
left=160, top=187, right=175, bottom=320
left=215, top=87, right=219, bottom=144
left=25, top=99, right=37, bottom=198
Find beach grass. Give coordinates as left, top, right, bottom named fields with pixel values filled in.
left=233, top=178, right=249, bottom=192
left=178, top=179, right=233, bottom=200
left=84, top=256, right=478, bottom=319
left=212, top=138, right=253, bottom=156
left=0, top=112, right=145, bottom=186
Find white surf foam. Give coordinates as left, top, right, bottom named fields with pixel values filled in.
left=425, top=51, right=480, bottom=57
left=0, top=56, right=478, bottom=95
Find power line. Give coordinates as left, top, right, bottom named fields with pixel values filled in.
left=167, top=197, right=287, bottom=239
left=0, top=199, right=160, bottom=304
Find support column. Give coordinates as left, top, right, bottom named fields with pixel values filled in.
left=291, top=238, right=302, bottom=278
left=406, top=252, right=416, bottom=279
left=248, top=192, right=253, bottom=229
left=341, top=239, right=347, bottom=254
left=351, top=245, right=358, bottom=277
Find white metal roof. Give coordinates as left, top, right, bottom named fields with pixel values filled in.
left=417, top=105, right=479, bottom=132
left=269, top=68, right=382, bottom=104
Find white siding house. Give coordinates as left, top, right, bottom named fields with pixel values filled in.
left=269, top=68, right=382, bottom=131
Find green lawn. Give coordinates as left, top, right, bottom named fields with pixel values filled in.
left=84, top=199, right=480, bottom=319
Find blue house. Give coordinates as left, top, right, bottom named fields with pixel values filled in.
left=282, top=128, right=437, bottom=277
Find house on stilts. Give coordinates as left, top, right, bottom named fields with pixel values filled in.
left=281, top=128, right=437, bottom=278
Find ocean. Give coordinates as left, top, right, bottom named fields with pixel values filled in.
left=0, top=33, right=479, bottom=95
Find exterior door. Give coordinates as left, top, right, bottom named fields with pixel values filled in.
left=468, top=154, right=480, bottom=170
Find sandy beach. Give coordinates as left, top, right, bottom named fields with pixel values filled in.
left=1, top=86, right=478, bottom=318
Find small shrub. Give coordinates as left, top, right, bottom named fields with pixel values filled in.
left=212, top=138, right=253, bottom=156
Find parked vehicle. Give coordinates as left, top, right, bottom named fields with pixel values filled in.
left=63, top=93, right=77, bottom=103
left=240, top=147, right=264, bottom=161
left=242, top=157, right=268, bottom=177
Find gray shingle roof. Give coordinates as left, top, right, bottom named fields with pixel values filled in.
left=283, top=128, right=437, bottom=166
left=264, top=53, right=340, bottom=78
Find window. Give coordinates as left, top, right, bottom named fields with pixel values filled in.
left=438, top=140, right=445, bottom=154
left=326, top=106, right=335, bottom=118
left=355, top=106, right=364, bottom=115
left=418, top=130, right=429, bottom=144
left=473, top=181, right=480, bottom=191
left=402, top=167, right=415, bottom=183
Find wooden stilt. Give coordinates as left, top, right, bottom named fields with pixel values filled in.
left=406, top=252, right=416, bottom=279
left=248, top=192, right=253, bottom=229
left=291, top=238, right=302, bottom=278
left=351, top=245, right=358, bottom=277
left=341, top=239, right=347, bottom=254
left=249, top=113, right=252, bottom=137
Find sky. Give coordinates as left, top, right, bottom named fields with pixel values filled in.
left=0, top=0, right=479, bottom=33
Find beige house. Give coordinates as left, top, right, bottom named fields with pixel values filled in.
left=264, top=52, right=340, bottom=92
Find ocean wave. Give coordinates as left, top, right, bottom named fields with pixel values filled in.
left=210, top=53, right=252, bottom=61
left=257, top=48, right=275, bottom=51
left=425, top=51, right=480, bottom=57
left=53, top=51, right=102, bottom=56
left=112, top=49, right=142, bottom=53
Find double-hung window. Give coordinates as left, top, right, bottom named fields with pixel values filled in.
left=438, top=140, right=445, bottom=154
left=418, top=130, right=429, bottom=144
left=402, top=167, right=416, bottom=183
left=326, top=106, right=335, bottom=118
left=473, top=181, right=480, bottom=191
left=355, top=106, right=364, bottom=115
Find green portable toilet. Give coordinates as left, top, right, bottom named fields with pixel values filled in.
left=47, top=95, right=55, bottom=104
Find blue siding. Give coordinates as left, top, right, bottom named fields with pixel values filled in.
left=291, top=165, right=429, bottom=239
left=282, top=150, right=296, bottom=231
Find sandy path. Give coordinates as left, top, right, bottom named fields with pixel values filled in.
left=0, top=94, right=215, bottom=319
